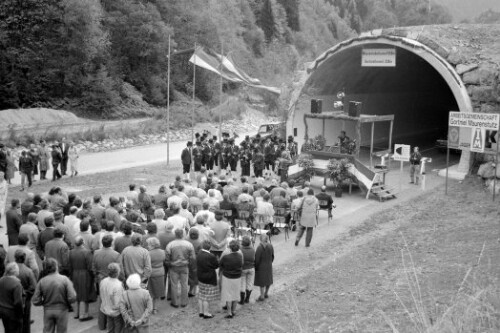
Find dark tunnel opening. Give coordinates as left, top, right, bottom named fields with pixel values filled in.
left=306, top=44, right=459, bottom=148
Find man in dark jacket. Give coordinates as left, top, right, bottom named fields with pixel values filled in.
left=59, top=138, right=69, bottom=176
left=19, top=150, right=34, bottom=190
left=51, top=145, right=62, bottom=181
left=0, top=263, right=24, bottom=332
left=33, top=258, right=77, bottom=333
left=6, top=199, right=22, bottom=246
left=315, top=185, right=335, bottom=219
left=15, top=250, right=37, bottom=333
left=181, top=141, right=193, bottom=180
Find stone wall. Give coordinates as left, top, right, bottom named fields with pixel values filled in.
left=379, top=24, right=500, bottom=115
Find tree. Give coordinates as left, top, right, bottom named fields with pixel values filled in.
left=277, top=0, right=301, bottom=31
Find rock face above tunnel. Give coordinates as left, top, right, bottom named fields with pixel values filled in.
left=367, top=24, right=500, bottom=114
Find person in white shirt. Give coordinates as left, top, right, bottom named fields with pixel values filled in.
left=152, top=209, right=168, bottom=234
left=166, top=204, right=190, bottom=236
left=167, top=189, right=183, bottom=209
left=203, top=190, right=220, bottom=210
left=99, top=263, right=125, bottom=332
left=126, top=184, right=139, bottom=209
left=179, top=201, right=194, bottom=227
left=194, top=202, right=216, bottom=226
left=64, top=206, right=81, bottom=239
left=189, top=215, right=214, bottom=243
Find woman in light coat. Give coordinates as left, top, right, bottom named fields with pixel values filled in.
left=39, top=140, right=51, bottom=180
left=68, top=143, right=79, bottom=177
left=295, top=188, right=319, bottom=247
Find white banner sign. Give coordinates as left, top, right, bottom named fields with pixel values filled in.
left=449, top=111, right=500, bottom=130
left=361, top=49, right=396, bottom=67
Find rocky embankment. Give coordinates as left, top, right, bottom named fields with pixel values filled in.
left=74, top=114, right=275, bottom=154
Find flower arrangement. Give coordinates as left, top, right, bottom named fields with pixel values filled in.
left=297, top=153, right=315, bottom=179
left=327, top=158, right=352, bottom=188
left=301, top=135, right=326, bottom=152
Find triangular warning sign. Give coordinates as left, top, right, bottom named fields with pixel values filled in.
left=396, top=147, right=402, bottom=155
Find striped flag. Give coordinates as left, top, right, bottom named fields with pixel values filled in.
left=189, top=47, right=280, bottom=95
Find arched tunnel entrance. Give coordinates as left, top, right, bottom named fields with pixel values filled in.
left=306, top=44, right=459, bottom=148
left=289, top=36, right=473, bottom=172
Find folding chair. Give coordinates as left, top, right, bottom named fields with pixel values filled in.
left=252, top=214, right=271, bottom=244
left=273, top=207, right=289, bottom=241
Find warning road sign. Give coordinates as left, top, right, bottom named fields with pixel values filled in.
left=470, top=127, right=485, bottom=153
left=393, top=144, right=410, bottom=162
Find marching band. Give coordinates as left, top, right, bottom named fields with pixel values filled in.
left=182, top=131, right=297, bottom=180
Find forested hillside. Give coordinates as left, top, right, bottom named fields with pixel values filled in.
left=436, top=0, right=500, bottom=22
left=0, top=0, right=452, bottom=118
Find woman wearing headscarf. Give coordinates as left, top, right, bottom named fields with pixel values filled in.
left=220, top=239, right=243, bottom=318
left=146, top=237, right=165, bottom=314
left=120, top=273, right=153, bottom=333
left=196, top=240, right=219, bottom=319
left=69, top=236, right=96, bottom=321
left=254, top=234, right=274, bottom=301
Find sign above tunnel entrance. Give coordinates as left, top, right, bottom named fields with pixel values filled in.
left=361, top=49, right=396, bottom=67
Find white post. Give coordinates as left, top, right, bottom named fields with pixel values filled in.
left=399, top=160, right=403, bottom=193
left=166, top=35, right=171, bottom=165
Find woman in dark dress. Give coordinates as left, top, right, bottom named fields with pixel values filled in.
left=220, top=240, right=243, bottom=318
left=254, top=234, right=274, bottom=301
left=69, top=236, right=96, bottom=321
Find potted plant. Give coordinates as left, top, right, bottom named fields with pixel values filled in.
left=297, top=153, right=315, bottom=181
left=327, top=158, right=352, bottom=197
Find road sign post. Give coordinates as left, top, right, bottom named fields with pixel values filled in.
left=393, top=144, right=410, bottom=193
left=448, top=112, right=500, bottom=199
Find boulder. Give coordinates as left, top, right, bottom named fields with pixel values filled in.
left=462, top=65, right=498, bottom=85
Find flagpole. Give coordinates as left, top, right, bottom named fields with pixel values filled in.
left=219, top=42, right=223, bottom=142
left=192, top=42, right=196, bottom=144
left=166, top=35, right=171, bottom=165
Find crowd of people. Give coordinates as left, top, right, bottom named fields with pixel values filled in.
left=0, top=159, right=336, bottom=333
left=181, top=131, right=298, bottom=183
left=0, top=139, right=80, bottom=190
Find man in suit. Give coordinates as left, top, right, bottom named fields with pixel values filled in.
left=19, top=150, right=34, bottom=190
left=181, top=141, right=193, bottom=180
left=51, top=144, right=62, bottom=181
left=6, top=199, right=22, bottom=246
left=59, top=138, right=69, bottom=176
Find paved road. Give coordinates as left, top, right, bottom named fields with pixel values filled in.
left=8, top=132, right=255, bottom=186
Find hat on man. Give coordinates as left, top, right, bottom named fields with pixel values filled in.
left=187, top=141, right=193, bottom=147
